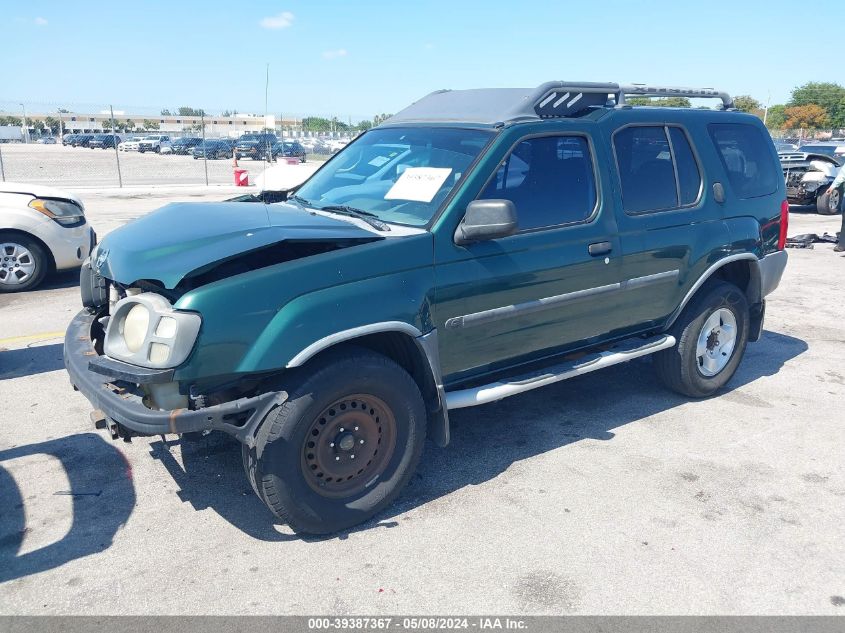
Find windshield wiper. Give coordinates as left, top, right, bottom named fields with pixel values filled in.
left=318, top=205, right=391, bottom=232
left=288, top=194, right=312, bottom=207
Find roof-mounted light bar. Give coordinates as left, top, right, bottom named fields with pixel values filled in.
left=616, top=84, right=734, bottom=109
left=531, top=81, right=734, bottom=118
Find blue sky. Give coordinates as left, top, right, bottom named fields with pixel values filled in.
left=1, top=0, right=842, bottom=119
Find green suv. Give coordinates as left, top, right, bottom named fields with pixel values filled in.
left=65, top=82, right=789, bottom=534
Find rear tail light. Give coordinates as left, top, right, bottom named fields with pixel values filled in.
left=778, top=199, right=789, bottom=250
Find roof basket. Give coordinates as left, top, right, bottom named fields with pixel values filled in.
left=531, top=82, right=734, bottom=118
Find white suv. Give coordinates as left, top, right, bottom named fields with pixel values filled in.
left=0, top=182, right=95, bottom=292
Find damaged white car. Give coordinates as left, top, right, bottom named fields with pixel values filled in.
left=779, top=151, right=843, bottom=214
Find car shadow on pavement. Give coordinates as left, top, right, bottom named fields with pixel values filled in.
left=0, top=343, right=65, bottom=380
left=150, top=329, right=807, bottom=541
left=0, top=433, right=136, bottom=583
left=31, top=269, right=80, bottom=292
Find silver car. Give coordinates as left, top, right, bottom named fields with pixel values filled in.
left=0, top=182, right=95, bottom=292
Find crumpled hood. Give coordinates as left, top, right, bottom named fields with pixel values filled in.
left=94, top=201, right=380, bottom=289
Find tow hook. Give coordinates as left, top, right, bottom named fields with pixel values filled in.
left=90, top=409, right=133, bottom=442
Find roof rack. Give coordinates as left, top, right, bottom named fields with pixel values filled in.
left=384, top=82, right=735, bottom=126
left=531, top=82, right=734, bottom=118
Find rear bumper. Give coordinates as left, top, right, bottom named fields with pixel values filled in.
left=759, top=250, right=788, bottom=298
left=64, top=310, right=286, bottom=444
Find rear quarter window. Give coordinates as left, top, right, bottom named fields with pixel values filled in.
left=708, top=123, right=779, bottom=199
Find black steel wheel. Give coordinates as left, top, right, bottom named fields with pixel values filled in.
left=300, top=394, right=397, bottom=498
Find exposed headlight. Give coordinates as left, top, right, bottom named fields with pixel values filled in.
left=29, top=198, right=85, bottom=226
left=104, top=293, right=201, bottom=369
left=122, top=304, right=150, bottom=352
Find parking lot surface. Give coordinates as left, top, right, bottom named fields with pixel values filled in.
left=0, top=191, right=843, bottom=615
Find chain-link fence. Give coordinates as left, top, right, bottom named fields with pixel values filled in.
left=768, top=129, right=844, bottom=144
left=0, top=101, right=376, bottom=188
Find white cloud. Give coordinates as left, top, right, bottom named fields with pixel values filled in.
left=34, top=16, right=47, bottom=26
left=322, top=49, right=348, bottom=60
left=259, top=11, right=294, bottom=29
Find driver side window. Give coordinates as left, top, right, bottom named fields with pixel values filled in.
left=479, top=135, right=597, bottom=231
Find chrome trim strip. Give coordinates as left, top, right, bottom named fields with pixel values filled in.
left=285, top=321, right=424, bottom=368
left=622, top=269, right=680, bottom=290
left=445, top=269, right=680, bottom=330
left=445, top=335, right=677, bottom=409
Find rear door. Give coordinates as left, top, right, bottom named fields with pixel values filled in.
left=604, top=116, right=728, bottom=328
left=433, top=122, right=627, bottom=384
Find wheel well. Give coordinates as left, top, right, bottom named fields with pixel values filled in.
left=301, top=331, right=447, bottom=445
left=710, top=259, right=761, bottom=305
left=0, top=229, right=56, bottom=273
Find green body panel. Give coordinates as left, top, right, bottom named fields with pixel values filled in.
left=173, top=234, right=434, bottom=381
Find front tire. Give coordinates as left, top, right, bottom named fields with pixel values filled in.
left=654, top=281, right=749, bottom=398
left=0, top=233, right=49, bottom=292
left=245, top=348, right=426, bottom=534
left=817, top=187, right=841, bottom=215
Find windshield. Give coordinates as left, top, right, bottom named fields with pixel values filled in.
left=294, top=127, right=493, bottom=227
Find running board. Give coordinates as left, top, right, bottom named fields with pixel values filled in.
left=444, top=334, right=676, bottom=410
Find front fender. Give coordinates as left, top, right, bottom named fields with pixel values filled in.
left=237, top=266, right=435, bottom=373
left=173, top=233, right=435, bottom=381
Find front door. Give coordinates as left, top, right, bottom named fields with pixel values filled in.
left=432, top=125, right=626, bottom=385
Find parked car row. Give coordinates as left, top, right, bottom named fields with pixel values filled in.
left=48, top=132, right=351, bottom=157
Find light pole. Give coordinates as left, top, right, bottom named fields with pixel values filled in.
left=19, top=103, right=29, bottom=143
left=57, top=109, right=64, bottom=140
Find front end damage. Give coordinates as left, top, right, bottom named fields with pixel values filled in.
left=780, top=152, right=840, bottom=206
left=64, top=302, right=287, bottom=445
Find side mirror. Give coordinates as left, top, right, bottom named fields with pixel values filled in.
left=454, top=199, right=518, bottom=245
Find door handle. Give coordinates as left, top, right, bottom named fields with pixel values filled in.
left=588, top=241, right=612, bottom=256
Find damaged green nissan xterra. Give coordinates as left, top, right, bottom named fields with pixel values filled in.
left=65, top=82, right=789, bottom=534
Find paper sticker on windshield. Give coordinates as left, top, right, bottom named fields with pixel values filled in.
left=385, top=167, right=452, bottom=203
left=368, top=155, right=390, bottom=167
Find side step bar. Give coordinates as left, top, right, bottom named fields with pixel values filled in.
left=444, top=334, right=676, bottom=410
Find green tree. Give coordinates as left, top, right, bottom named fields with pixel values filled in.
left=733, top=95, right=762, bottom=113
left=788, top=82, right=845, bottom=127
left=161, top=109, right=172, bottom=116
left=765, top=104, right=787, bottom=129
left=356, top=120, right=373, bottom=130
left=177, top=106, right=206, bottom=117
left=141, top=119, right=160, bottom=131
left=626, top=97, right=691, bottom=108
left=32, top=120, right=45, bottom=134
left=44, top=116, right=61, bottom=134
left=0, top=116, right=22, bottom=126
left=302, top=117, right=332, bottom=131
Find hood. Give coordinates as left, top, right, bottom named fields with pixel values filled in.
left=94, top=201, right=381, bottom=289
left=0, top=181, right=84, bottom=208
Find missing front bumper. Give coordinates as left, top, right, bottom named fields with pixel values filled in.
left=64, top=309, right=286, bottom=445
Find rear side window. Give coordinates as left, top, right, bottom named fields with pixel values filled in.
left=613, top=125, right=702, bottom=214
left=708, top=123, right=779, bottom=199
left=480, top=135, right=597, bottom=231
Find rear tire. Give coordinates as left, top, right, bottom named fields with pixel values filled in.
left=654, top=281, right=749, bottom=398
left=817, top=188, right=841, bottom=215
left=245, top=348, right=426, bottom=534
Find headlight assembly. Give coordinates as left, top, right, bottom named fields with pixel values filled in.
left=104, top=293, right=201, bottom=369
left=122, top=304, right=150, bottom=353
left=29, top=198, right=85, bottom=226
